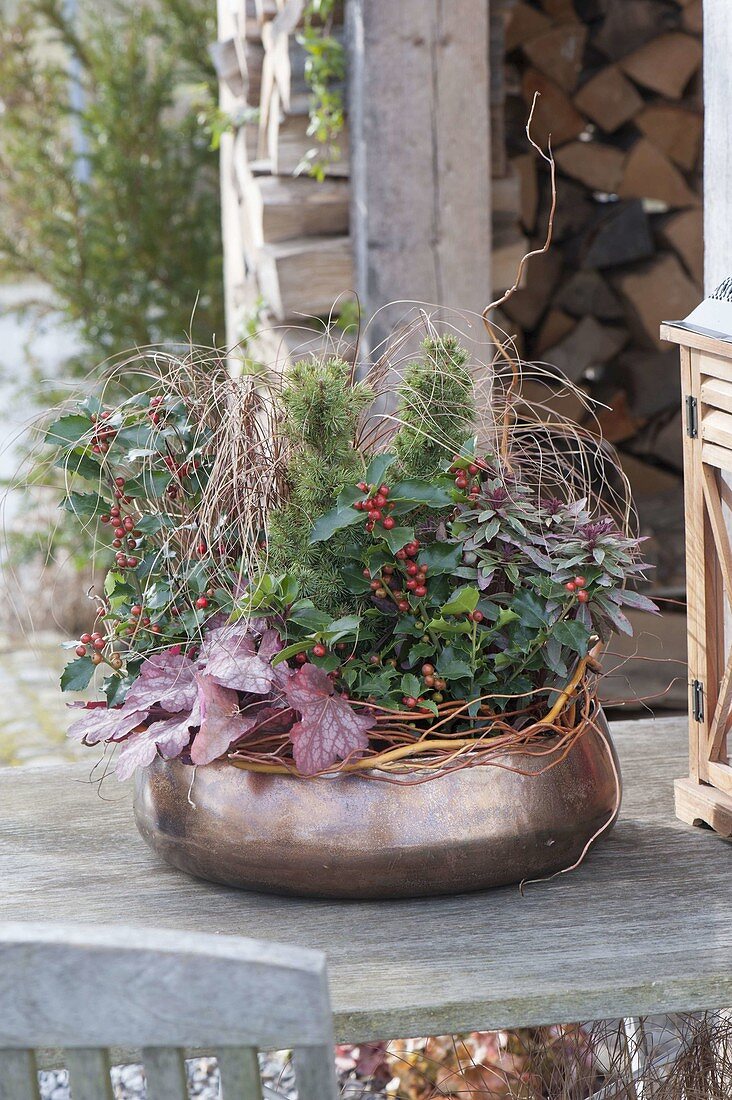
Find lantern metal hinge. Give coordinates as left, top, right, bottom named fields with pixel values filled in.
left=692, top=679, right=704, bottom=723
left=685, top=395, right=698, bottom=438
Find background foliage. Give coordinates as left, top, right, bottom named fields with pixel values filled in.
left=0, top=0, right=224, bottom=376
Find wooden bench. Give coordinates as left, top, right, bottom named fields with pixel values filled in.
left=1, top=716, right=731, bottom=1043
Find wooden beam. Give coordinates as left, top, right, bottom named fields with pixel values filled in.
left=704, top=0, right=732, bottom=291
left=347, top=0, right=492, bottom=354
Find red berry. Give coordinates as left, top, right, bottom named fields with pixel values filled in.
left=195, top=597, right=209, bottom=610
left=114, top=477, right=125, bottom=487
left=75, top=645, right=87, bottom=657
left=397, top=599, right=409, bottom=612
left=353, top=500, right=364, bottom=511
left=469, top=610, right=484, bottom=623
left=114, top=527, right=125, bottom=538
left=574, top=576, right=587, bottom=588
left=312, top=643, right=327, bottom=658
left=422, top=664, right=435, bottom=676
left=468, top=464, right=479, bottom=475
left=379, top=484, right=390, bottom=496
left=565, top=581, right=576, bottom=592
left=357, top=481, right=368, bottom=492
left=382, top=516, right=396, bottom=529
left=150, top=412, right=160, bottom=425
left=130, top=605, right=142, bottom=617
left=407, top=563, right=419, bottom=576
left=403, top=696, right=417, bottom=708
left=414, top=585, right=427, bottom=598
left=295, top=652, right=308, bottom=665
left=123, top=517, right=134, bottom=531
left=406, top=579, right=417, bottom=591
left=368, top=509, right=382, bottom=522
left=91, top=444, right=101, bottom=454
left=110, top=506, right=120, bottom=517
left=577, top=590, right=590, bottom=603
left=112, top=539, right=122, bottom=549
left=93, top=638, right=105, bottom=651
left=396, top=550, right=407, bottom=561
left=151, top=624, right=161, bottom=634
left=91, top=632, right=102, bottom=641
left=80, top=633, right=92, bottom=644
left=362, top=568, right=371, bottom=578
left=374, top=494, right=387, bottom=509
left=100, top=514, right=110, bottom=524
left=126, top=557, right=138, bottom=567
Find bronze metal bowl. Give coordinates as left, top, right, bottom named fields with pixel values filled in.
left=133, top=707, right=620, bottom=899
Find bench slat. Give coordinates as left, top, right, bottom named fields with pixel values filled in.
left=217, top=1047, right=263, bottom=1099
left=65, top=1048, right=113, bottom=1100
left=143, top=1047, right=189, bottom=1100
left=0, top=1049, right=39, bottom=1100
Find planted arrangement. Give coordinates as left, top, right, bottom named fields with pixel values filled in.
left=48, top=332, right=656, bottom=783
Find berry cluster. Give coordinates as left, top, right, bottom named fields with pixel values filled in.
left=448, top=455, right=484, bottom=497
left=147, top=394, right=165, bottom=426
left=403, top=663, right=449, bottom=708
left=100, top=477, right=143, bottom=569
left=75, top=630, right=122, bottom=671
left=352, top=482, right=396, bottom=531
left=363, top=538, right=426, bottom=613
left=565, top=575, right=590, bottom=604
left=88, top=410, right=117, bottom=455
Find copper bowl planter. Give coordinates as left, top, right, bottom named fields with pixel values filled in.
left=133, top=707, right=620, bottom=899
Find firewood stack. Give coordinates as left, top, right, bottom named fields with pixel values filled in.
left=213, top=0, right=528, bottom=361
left=502, top=0, right=703, bottom=594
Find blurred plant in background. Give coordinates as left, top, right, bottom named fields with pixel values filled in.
left=0, top=0, right=224, bottom=633
left=0, top=0, right=224, bottom=377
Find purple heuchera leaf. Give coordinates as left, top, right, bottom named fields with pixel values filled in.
left=201, top=623, right=281, bottom=694
left=115, top=712, right=198, bottom=781
left=125, top=651, right=198, bottom=713
left=68, top=705, right=149, bottom=745
left=190, top=674, right=258, bottom=765
left=284, top=664, right=374, bottom=775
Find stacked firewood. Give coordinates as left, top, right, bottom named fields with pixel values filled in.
left=213, top=0, right=528, bottom=354
left=501, top=0, right=702, bottom=595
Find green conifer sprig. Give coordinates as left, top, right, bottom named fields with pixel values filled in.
left=392, top=335, right=476, bottom=480
left=266, top=357, right=372, bottom=613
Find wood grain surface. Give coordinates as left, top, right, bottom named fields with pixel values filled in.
left=1, top=717, right=730, bottom=1042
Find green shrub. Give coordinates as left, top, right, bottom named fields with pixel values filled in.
left=0, top=0, right=223, bottom=372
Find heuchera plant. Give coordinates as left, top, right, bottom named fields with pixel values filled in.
left=50, top=335, right=657, bottom=778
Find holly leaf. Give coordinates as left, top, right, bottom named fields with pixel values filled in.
left=60, top=491, right=108, bottom=517
left=441, top=586, right=479, bottom=616
left=389, top=480, right=454, bottom=508
left=44, top=414, right=92, bottom=447
left=365, top=452, right=396, bottom=487
left=552, top=619, right=591, bottom=655
left=381, top=526, right=414, bottom=553
left=190, top=675, right=257, bottom=765
left=419, top=542, right=462, bottom=574
left=60, top=655, right=96, bottom=693
left=309, top=505, right=363, bottom=544
left=125, top=651, right=198, bottom=712
left=285, top=664, right=374, bottom=775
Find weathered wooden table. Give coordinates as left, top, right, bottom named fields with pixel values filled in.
left=1, top=716, right=730, bottom=1042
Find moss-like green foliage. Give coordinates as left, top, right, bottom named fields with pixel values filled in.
left=266, top=357, right=372, bottom=614
left=392, top=335, right=476, bottom=480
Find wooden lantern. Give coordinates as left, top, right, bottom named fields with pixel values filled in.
left=662, top=284, right=732, bottom=837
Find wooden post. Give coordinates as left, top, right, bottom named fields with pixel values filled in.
left=347, top=0, right=492, bottom=354
left=703, top=0, right=732, bottom=293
